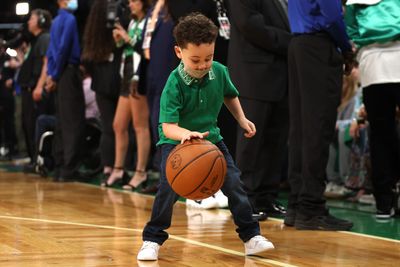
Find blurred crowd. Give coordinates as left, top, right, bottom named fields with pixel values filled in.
left=0, top=0, right=399, bottom=227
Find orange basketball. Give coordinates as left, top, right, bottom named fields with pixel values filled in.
left=166, top=139, right=227, bottom=200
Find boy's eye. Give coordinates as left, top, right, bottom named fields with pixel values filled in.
left=191, top=60, right=200, bottom=64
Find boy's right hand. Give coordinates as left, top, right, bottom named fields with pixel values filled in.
left=181, top=131, right=209, bottom=144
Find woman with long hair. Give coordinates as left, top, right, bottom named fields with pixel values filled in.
left=104, top=0, right=152, bottom=189
left=82, top=0, right=121, bottom=182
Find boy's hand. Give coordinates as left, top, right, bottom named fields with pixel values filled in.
left=239, top=118, right=256, bottom=138
left=181, top=131, right=209, bottom=144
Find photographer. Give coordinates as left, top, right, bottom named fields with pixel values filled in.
left=17, top=9, right=52, bottom=171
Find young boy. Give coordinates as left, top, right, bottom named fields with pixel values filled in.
left=137, top=13, right=274, bottom=261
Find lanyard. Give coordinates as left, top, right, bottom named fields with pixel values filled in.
left=213, top=0, right=230, bottom=40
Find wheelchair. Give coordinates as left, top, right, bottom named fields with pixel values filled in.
left=35, top=117, right=102, bottom=178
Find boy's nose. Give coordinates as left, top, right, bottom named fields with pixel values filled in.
left=198, top=64, right=207, bottom=70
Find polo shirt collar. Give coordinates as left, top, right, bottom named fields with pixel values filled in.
left=178, top=62, right=216, bottom=86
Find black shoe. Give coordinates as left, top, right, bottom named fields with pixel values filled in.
left=252, top=212, right=268, bottom=221
left=56, top=172, right=91, bottom=183
left=295, top=212, right=353, bottom=231
left=140, top=184, right=159, bottom=194
left=376, top=208, right=395, bottom=219
left=103, top=171, right=130, bottom=187
left=23, top=163, right=37, bottom=174
left=52, top=169, right=60, bottom=182
left=284, top=208, right=296, bottom=226
left=261, top=202, right=287, bottom=217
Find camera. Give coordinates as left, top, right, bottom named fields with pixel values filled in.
left=106, top=0, right=119, bottom=28
left=106, top=0, right=130, bottom=29
left=0, top=24, right=31, bottom=52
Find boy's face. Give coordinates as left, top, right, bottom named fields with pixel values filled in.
left=175, top=42, right=215, bottom=78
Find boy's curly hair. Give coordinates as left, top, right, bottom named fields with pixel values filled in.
left=173, top=13, right=218, bottom=48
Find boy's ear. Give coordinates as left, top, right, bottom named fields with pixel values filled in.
left=174, top=45, right=182, bottom=59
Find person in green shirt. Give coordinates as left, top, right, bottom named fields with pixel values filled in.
left=137, top=13, right=274, bottom=261
left=344, top=0, right=400, bottom=219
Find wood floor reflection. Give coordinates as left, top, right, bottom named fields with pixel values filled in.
left=0, top=172, right=399, bottom=267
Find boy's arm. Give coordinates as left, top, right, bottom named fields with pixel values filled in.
left=162, top=123, right=209, bottom=144
left=224, top=96, right=256, bottom=138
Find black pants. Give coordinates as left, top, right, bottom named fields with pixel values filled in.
left=363, top=83, right=400, bottom=211
left=53, top=65, right=86, bottom=177
left=0, top=86, right=17, bottom=154
left=21, top=89, right=38, bottom=162
left=218, top=105, right=237, bottom=159
left=287, top=33, right=343, bottom=216
left=236, top=96, right=289, bottom=212
left=95, top=93, right=118, bottom=168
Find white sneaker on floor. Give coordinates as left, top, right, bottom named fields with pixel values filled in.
left=244, top=235, right=274, bottom=256
left=358, top=194, right=376, bottom=205
left=214, top=190, right=228, bottom=208
left=137, top=241, right=160, bottom=261
left=324, top=183, right=352, bottom=198
left=186, top=197, right=219, bottom=209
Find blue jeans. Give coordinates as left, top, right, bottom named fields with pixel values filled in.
left=142, top=141, right=260, bottom=245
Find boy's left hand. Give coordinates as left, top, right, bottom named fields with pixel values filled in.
left=238, top=118, right=256, bottom=138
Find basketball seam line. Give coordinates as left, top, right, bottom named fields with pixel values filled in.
left=214, top=156, right=226, bottom=191
left=170, top=148, right=219, bottom=186
left=167, top=143, right=214, bottom=162
left=182, top=154, right=224, bottom=198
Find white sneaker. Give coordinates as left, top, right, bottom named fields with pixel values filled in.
left=376, top=208, right=395, bottom=219
left=214, top=190, right=228, bottom=208
left=186, top=197, right=219, bottom=209
left=358, top=194, right=376, bottom=205
left=137, top=241, right=160, bottom=261
left=244, top=235, right=274, bottom=256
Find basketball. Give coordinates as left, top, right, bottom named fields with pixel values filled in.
left=166, top=139, right=227, bottom=200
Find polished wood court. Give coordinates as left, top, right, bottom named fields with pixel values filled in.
left=0, top=172, right=399, bottom=267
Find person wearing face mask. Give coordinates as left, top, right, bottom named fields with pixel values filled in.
left=45, top=0, right=86, bottom=182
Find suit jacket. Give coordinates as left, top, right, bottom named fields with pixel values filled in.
left=227, top=0, right=291, bottom=101
left=167, top=0, right=230, bottom=65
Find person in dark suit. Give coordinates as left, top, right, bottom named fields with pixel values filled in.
left=285, top=0, right=354, bottom=230
left=227, top=0, right=291, bottom=220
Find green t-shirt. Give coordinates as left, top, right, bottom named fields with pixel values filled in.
left=345, top=0, right=400, bottom=47
left=158, top=61, right=239, bottom=145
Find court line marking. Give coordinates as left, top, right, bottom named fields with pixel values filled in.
left=0, top=215, right=297, bottom=267
left=266, top=218, right=400, bottom=243
left=78, top=183, right=400, bottom=243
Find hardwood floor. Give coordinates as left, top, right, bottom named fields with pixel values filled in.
left=0, top=172, right=399, bottom=266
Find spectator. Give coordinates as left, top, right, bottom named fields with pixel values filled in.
left=228, top=0, right=291, bottom=220
left=17, top=9, right=52, bottom=171
left=345, top=0, right=400, bottom=218
left=45, top=0, right=86, bottom=182
left=82, top=0, right=122, bottom=183
left=105, top=0, right=152, bottom=190
left=285, top=0, right=355, bottom=230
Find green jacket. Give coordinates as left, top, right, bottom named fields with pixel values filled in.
left=345, top=0, right=400, bottom=47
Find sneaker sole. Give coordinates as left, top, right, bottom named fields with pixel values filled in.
left=245, top=244, right=275, bottom=256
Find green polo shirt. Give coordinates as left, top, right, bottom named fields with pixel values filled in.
left=158, top=61, right=239, bottom=146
